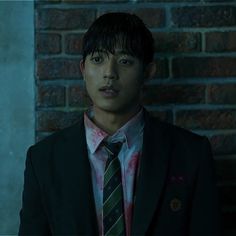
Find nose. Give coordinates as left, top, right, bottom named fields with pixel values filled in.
left=103, top=58, right=118, bottom=80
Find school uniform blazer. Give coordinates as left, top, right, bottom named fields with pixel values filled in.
left=19, top=109, right=221, bottom=236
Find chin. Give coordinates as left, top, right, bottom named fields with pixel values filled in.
left=93, top=97, right=139, bottom=113
left=93, top=102, right=119, bottom=112
left=101, top=106, right=122, bottom=113
left=98, top=103, right=137, bottom=115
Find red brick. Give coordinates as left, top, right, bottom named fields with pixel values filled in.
left=143, top=84, right=205, bottom=105
left=37, top=85, right=66, bottom=107
left=99, top=8, right=165, bottom=28
left=154, top=58, right=169, bottom=78
left=65, top=33, right=84, bottom=55
left=215, top=157, right=236, bottom=183
left=205, top=0, right=235, bottom=2
left=68, top=85, right=92, bottom=107
left=36, top=9, right=96, bottom=30
left=36, top=0, right=61, bottom=3
left=37, top=58, right=82, bottom=80
left=172, top=6, right=236, bottom=27
left=176, top=109, right=236, bottom=130
left=36, top=33, right=61, bottom=54
left=210, top=134, right=236, bottom=155
left=153, top=32, right=201, bottom=53
left=37, top=111, right=81, bottom=132
left=208, top=84, right=236, bottom=104
left=206, top=32, right=236, bottom=52
left=133, top=8, right=165, bottom=28
left=63, top=0, right=127, bottom=2
left=172, top=57, right=236, bottom=78
left=149, top=110, right=173, bottom=123
left=141, top=0, right=198, bottom=2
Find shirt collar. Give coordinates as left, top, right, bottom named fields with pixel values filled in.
left=107, top=108, right=144, bottom=149
left=84, top=107, right=144, bottom=154
left=84, top=112, right=108, bottom=154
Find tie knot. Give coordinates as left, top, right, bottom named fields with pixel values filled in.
left=103, top=141, right=123, bottom=157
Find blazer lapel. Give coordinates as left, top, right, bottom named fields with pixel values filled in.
left=131, top=111, right=172, bottom=235
left=56, top=116, right=99, bottom=235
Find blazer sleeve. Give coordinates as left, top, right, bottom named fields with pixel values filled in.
left=189, top=137, right=222, bottom=236
left=18, top=146, right=51, bottom=235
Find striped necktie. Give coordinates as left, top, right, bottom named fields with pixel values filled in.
left=103, top=141, right=126, bottom=236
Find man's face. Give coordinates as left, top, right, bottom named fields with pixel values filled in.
left=80, top=48, right=146, bottom=115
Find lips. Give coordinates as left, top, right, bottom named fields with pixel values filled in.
left=99, top=85, right=119, bottom=92
left=99, top=85, right=119, bottom=97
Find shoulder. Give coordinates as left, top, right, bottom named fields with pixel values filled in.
left=146, top=113, right=211, bottom=151
left=145, top=114, right=213, bottom=174
left=28, top=113, right=84, bottom=156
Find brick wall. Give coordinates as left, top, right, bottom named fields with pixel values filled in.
left=35, top=0, right=236, bottom=235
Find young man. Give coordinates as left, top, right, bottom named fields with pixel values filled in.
left=19, top=13, right=221, bottom=236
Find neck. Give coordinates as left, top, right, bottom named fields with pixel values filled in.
left=92, top=105, right=141, bottom=135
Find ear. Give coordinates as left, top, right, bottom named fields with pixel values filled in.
left=144, top=62, right=156, bottom=82
left=80, top=59, right=85, bottom=79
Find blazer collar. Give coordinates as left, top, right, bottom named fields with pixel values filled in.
left=131, top=109, right=172, bottom=235
left=61, top=116, right=99, bottom=235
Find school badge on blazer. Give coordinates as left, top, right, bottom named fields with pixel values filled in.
left=170, top=198, right=182, bottom=212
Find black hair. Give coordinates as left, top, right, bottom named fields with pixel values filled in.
left=82, top=12, right=154, bottom=66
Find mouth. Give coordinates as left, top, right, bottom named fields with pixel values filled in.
left=99, top=86, right=119, bottom=97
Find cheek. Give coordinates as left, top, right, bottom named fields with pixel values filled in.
left=84, top=67, right=101, bottom=89
left=120, top=70, right=143, bottom=88
left=84, top=66, right=97, bottom=80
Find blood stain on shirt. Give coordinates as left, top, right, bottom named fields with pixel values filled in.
left=96, top=173, right=103, bottom=191
left=127, top=152, right=139, bottom=175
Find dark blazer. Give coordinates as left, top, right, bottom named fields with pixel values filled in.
left=19, top=110, right=221, bottom=236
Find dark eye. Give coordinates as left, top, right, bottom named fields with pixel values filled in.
left=91, top=56, right=103, bottom=64
left=119, top=58, right=133, bottom=65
